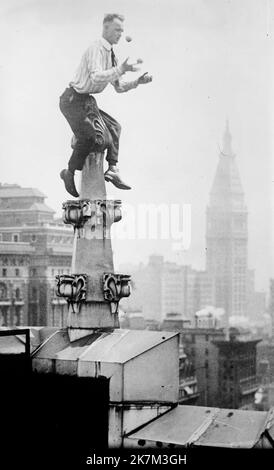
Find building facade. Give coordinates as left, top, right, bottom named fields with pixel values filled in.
left=121, top=256, right=214, bottom=323
left=178, top=346, right=200, bottom=405
left=206, top=122, right=248, bottom=318
left=162, top=311, right=261, bottom=409
left=161, top=314, right=199, bottom=404
left=214, top=332, right=260, bottom=409
left=270, top=279, right=274, bottom=339
left=0, top=183, right=73, bottom=327
left=256, top=280, right=274, bottom=385
left=179, top=325, right=225, bottom=407
left=120, top=255, right=164, bottom=321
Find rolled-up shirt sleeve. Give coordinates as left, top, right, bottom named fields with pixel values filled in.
left=112, top=78, right=139, bottom=93
left=110, top=53, right=138, bottom=93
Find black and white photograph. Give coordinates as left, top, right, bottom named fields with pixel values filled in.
left=0, top=0, right=273, bottom=465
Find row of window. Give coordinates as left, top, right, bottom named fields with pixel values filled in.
left=1, top=266, right=71, bottom=277
left=0, top=257, right=27, bottom=266
left=0, top=233, right=72, bottom=244
left=0, top=233, right=21, bottom=242
left=51, top=268, right=70, bottom=276
left=0, top=306, right=23, bottom=326
left=0, top=283, right=21, bottom=300
left=2, top=268, right=20, bottom=277
left=49, top=236, right=72, bottom=245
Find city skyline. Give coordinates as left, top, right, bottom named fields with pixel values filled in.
left=0, top=121, right=271, bottom=295
left=0, top=0, right=273, bottom=290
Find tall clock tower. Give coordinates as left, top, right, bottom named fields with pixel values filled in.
left=206, top=122, right=248, bottom=318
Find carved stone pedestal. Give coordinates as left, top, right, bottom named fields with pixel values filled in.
left=56, top=152, right=131, bottom=341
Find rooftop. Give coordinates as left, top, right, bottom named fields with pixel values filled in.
left=29, top=203, right=54, bottom=213
left=0, top=184, right=45, bottom=199
left=33, top=328, right=178, bottom=364
left=126, top=404, right=274, bottom=448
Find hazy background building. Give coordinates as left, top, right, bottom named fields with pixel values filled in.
left=121, top=256, right=214, bottom=323
left=0, top=183, right=73, bottom=327
left=162, top=310, right=260, bottom=410
left=206, top=121, right=248, bottom=318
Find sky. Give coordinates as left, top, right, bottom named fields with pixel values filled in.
left=0, top=0, right=273, bottom=291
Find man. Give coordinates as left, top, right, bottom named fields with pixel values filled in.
left=59, top=13, right=152, bottom=197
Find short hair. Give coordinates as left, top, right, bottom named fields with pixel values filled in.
left=103, top=13, right=124, bottom=24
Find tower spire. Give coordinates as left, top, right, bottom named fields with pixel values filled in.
left=221, top=119, right=234, bottom=157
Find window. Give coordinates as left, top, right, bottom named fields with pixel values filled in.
left=31, top=286, right=37, bottom=300
left=2, top=268, right=7, bottom=277
left=15, top=288, right=20, bottom=299
left=3, top=233, right=10, bottom=242
left=0, top=283, right=7, bottom=299
left=15, top=268, right=20, bottom=277
left=31, top=234, right=37, bottom=242
left=12, top=234, right=19, bottom=242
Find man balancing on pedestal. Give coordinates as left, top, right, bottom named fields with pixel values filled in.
left=59, top=13, right=152, bottom=197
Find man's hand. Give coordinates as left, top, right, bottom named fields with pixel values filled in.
left=121, top=57, right=140, bottom=74
left=137, top=72, right=153, bottom=85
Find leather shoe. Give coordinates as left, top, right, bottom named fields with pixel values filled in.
left=60, top=169, right=79, bottom=197
left=104, top=168, right=131, bottom=190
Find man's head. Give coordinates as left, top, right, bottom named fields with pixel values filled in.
left=103, top=13, right=124, bottom=45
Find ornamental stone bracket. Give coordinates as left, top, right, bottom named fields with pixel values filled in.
left=103, top=273, right=131, bottom=315
left=56, top=273, right=87, bottom=314
left=62, top=199, right=122, bottom=233
left=55, top=272, right=131, bottom=316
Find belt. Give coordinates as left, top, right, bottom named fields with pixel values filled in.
left=69, top=86, right=90, bottom=98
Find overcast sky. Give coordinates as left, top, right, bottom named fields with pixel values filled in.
left=0, top=0, right=273, bottom=291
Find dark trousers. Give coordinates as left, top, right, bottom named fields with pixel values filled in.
left=59, top=87, right=121, bottom=172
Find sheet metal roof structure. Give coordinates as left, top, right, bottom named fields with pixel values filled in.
left=195, top=408, right=268, bottom=448
left=126, top=406, right=219, bottom=446
left=0, top=327, right=59, bottom=353
left=0, top=334, right=26, bottom=354
left=125, top=405, right=274, bottom=449
left=33, top=328, right=178, bottom=364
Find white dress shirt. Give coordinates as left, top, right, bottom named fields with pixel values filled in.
left=69, top=37, right=138, bottom=94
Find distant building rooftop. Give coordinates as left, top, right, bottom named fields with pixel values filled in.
left=0, top=184, right=45, bottom=199
left=29, top=203, right=54, bottom=213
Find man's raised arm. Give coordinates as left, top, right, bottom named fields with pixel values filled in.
left=113, top=71, right=153, bottom=93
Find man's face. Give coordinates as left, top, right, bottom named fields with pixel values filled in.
left=104, top=18, right=124, bottom=44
